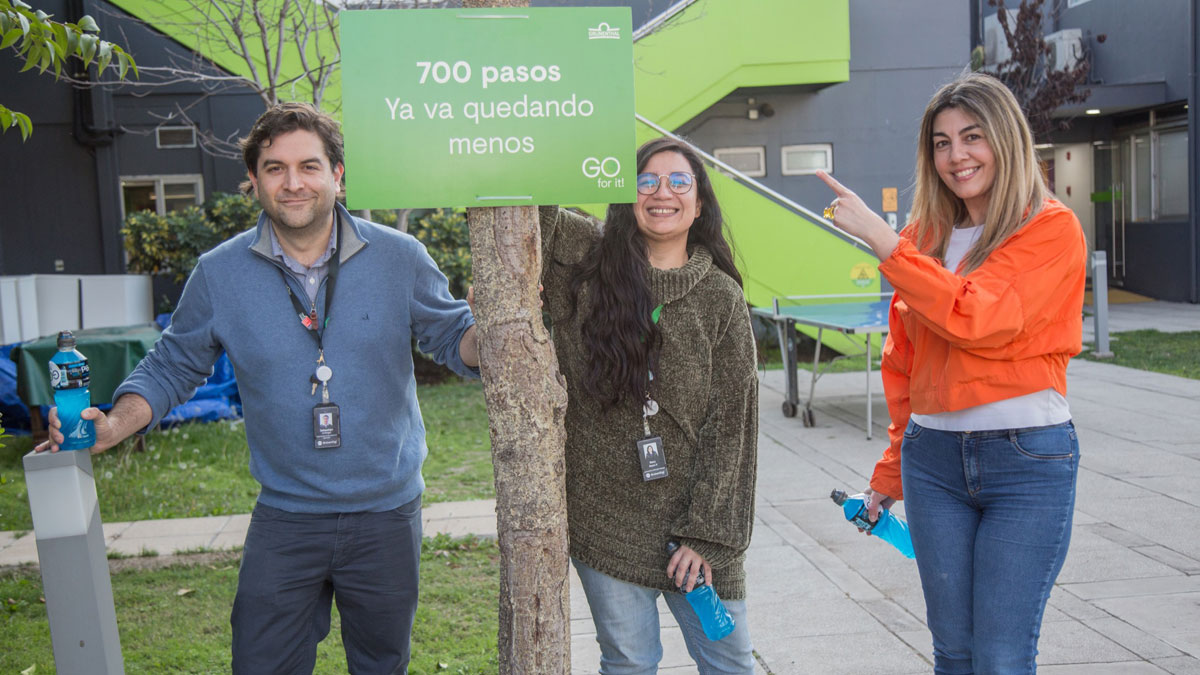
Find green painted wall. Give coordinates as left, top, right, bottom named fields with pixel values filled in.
left=631, top=0, right=874, bottom=354
left=633, top=0, right=849, bottom=139
left=107, top=0, right=342, bottom=111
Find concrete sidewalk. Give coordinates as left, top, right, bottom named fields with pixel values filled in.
left=747, top=361, right=1200, bottom=675
left=1083, top=299, right=1200, bottom=338
left=0, top=499, right=500, bottom=566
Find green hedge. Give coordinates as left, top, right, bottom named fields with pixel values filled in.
left=122, top=192, right=258, bottom=284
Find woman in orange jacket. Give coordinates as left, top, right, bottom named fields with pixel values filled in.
left=817, top=72, right=1087, bottom=674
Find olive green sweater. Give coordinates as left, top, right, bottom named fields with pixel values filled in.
left=539, top=207, right=758, bottom=600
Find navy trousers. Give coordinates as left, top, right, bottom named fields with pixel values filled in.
left=231, top=495, right=423, bottom=674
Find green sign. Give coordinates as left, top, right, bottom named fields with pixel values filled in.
left=340, top=8, right=636, bottom=209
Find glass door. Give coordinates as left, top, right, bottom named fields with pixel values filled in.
left=1091, top=143, right=1124, bottom=285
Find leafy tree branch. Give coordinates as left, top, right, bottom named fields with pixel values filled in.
left=1, top=0, right=137, bottom=139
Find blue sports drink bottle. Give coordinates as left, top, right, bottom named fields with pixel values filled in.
left=666, top=541, right=736, bottom=641
left=49, top=330, right=96, bottom=451
left=830, top=489, right=915, bottom=559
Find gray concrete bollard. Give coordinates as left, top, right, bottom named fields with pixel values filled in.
left=23, top=449, right=125, bottom=674
left=1091, top=251, right=1114, bottom=358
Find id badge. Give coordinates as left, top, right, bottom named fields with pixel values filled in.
left=313, top=403, right=341, bottom=449
left=637, top=436, right=668, bottom=481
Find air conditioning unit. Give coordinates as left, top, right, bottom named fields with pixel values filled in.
left=983, top=12, right=1016, bottom=65
left=1046, top=29, right=1084, bottom=71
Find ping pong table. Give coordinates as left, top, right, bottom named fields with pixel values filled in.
left=752, top=293, right=891, bottom=439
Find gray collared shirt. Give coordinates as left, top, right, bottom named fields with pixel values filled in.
left=267, top=219, right=337, bottom=307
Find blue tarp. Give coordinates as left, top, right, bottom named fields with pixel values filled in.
left=0, top=314, right=242, bottom=432
left=153, top=312, right=242, bottom=427
left=0, top=343, right=31, bottom=434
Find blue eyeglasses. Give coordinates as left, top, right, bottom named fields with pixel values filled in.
left=636, top=171, right=695, bottom=195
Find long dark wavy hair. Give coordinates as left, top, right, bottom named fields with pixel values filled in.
left=569, top=137, right=743, bottom=410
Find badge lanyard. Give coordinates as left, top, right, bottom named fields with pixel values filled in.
left=639, top=303, right=668, bottom=481
left=642, top=303, right=664, bottom=432
left=278, top=222, right=342, bottom=449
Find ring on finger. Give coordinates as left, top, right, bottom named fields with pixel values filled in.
left=823, top=200, right=839, bottom=220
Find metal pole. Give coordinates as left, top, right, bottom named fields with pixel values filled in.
left=1091, top=251, right=1114, bottom=358
left=1189, top=0, right=1199, bottom=302
left=23, top=449, right=124, bottom=674
left=865, top=334, right=873, bottom=440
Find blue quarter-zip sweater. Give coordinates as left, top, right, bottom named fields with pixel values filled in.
left=115, top=204, right=478, bottom=513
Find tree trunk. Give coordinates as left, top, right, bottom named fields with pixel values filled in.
left=459, top=1, right=569, bottom=662
left=466, top=202, right=570, bottom=674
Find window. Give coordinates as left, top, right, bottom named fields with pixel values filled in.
left=120, top=175, right=204, bottom=219
left=1158, top=128, right=1189, bottom=219
left=155, top=126, right=196, bottom=149
left=1129, top=134, right=1151, bottom=222
left=781, top=144, right=832, bottom=176
left=1114, top=118, right=1188, bottom=222
left=713, top=146, right=766, bottom=177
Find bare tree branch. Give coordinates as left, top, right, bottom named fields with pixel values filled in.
left=990, top=0, right=1092, bottom=142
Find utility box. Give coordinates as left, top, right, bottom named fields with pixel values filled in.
left=0, top=274, right=154, bottom=342
left=23, top=448, right=125, bottom=674
left=33, top=275, right=82, bottom=338
left=81, top=275, right=154, bottom=330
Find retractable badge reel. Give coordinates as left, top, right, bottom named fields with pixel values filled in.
left=638, top=396, right=667, bottom=481
left=312, top=358, right=340, bottom=449
left=638, top=304, right=668, bottom=481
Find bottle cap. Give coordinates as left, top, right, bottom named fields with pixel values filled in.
left=56, top=330, right=77, bottom=350
left=830, top=489, right=848, bottom=506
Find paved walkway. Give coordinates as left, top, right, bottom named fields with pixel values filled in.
left=3, top=300, right=1198, bottom=673
left=1083, top=299, right=1200, bottom=342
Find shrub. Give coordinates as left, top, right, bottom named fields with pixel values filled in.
left=122, top=192, right=258, bottom=284
left=410, top=209, right=472, bottom=300
left=205, top=192, right=260, bottom=241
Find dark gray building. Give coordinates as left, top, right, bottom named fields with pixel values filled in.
left=676, top=1, right=971, bottom=242
left=673, top=0, right=1199, bottom=303
left=978, top=0, right=1198, bottom=303
left=0, top=0, right=262, bottom=281
left=6, top=0, right=1196, bottom=304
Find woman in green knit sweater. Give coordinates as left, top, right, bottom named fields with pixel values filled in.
left=540, top=137, right=759, bottom=674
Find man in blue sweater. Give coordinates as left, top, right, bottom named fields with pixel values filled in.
left=38, top=102, right=480, bottom=673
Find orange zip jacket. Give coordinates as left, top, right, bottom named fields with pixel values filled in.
left=869, top=198, right=1087, bottom=500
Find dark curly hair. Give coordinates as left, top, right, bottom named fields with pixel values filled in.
left=238, top=102, right=344, bottom=193
left=570, top=137, right=742, bottom=410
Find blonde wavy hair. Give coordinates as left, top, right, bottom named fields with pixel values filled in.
left=910, top=72, right=1049, bottom=274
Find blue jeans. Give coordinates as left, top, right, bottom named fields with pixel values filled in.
left=572, top=559, right=755, bottom=674
left=901, top=421, right=1079, bottom=675
left=231, top=497, right=423, bottom=674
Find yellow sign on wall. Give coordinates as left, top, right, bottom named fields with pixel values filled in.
left=851, top=262, right=877, bottom=287
left=882, top=187, right=898, bottom=212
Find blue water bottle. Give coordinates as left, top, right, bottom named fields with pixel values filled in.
left=666, top=541, right=736, bottom=641
left=49, top=330, right=96, bottom=451
left=830, top=489, right=915, bottom=559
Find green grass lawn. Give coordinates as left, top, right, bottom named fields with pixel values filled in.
left=757, top=344, right=882, bottom=374
left=0, top=534, right=500, bottom=674
left=0, top=380, right=494, bottom=531
left=1080, top=329, right=1200, bottom=380
left=0, top=379, right=500, bottom=672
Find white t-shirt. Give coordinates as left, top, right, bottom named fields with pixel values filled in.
left=909, top=224, right=1071, bottom=431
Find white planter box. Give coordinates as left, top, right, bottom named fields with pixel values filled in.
left=81, top=275, right=154, bottom=330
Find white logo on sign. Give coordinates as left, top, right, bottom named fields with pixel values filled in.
left=582, top=156, right=621, bottom=178
left=587, top=22, right=620, bottom=40
left=68, top=419, right=88, bottom=440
